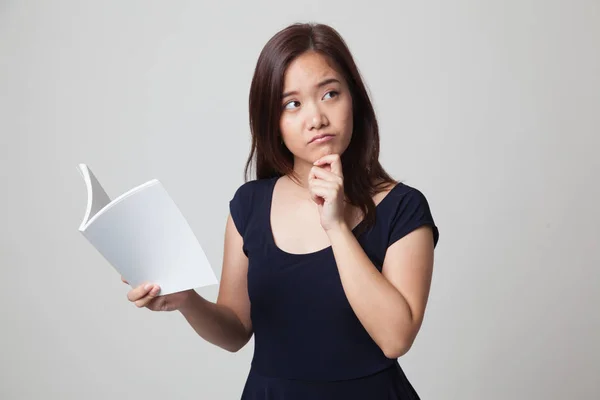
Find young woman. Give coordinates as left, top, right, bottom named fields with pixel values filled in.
left=124, top=22, right=440, bottom=399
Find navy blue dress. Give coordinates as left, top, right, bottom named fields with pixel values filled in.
left=229, top=176, right=439, bottom=399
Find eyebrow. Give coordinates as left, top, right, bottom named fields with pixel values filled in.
left=282, top=78, right=341, bottom=99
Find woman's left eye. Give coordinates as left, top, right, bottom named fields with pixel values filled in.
left=323, top=91, right=339, bottom=100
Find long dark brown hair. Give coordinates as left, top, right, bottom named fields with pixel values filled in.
left=245, top=22, right=397, bottom=235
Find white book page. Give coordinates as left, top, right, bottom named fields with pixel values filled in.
left=80, top=180, right=218, bottom=295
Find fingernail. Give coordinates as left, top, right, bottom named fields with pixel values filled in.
left=144, top=283, right=152, bottom=290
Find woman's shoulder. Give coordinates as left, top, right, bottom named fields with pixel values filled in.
left=231, top=176, right=276, bottom=199
left=229, top=177, right=275, bottom=237
left=376, top=179, right=431, bottom=203
left=229, top=177, right=276, bottom=215
left=379, top=180, right=439, bottom=248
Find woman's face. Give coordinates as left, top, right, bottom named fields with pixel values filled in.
left=279, top=51, right=353, bottom=165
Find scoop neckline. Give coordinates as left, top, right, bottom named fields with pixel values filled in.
left=266, top=176, right=402, bottom=257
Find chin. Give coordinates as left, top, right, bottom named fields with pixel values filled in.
left=318, top=144, right=337, bottom=155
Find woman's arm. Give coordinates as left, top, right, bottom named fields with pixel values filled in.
left=327, top=224, right=435, bottom=359
left=178, top=214, right=253, bottom=353
left=308, top=154, right=435, bottom=359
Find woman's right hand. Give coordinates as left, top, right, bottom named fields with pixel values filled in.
left=122, top=276, right=194, bottom=312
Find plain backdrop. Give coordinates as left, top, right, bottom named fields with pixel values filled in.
left=1, top=1, right=599, bottom=399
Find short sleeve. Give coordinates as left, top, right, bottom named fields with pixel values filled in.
left=388, top=187, right=439, bottom=248
left=229, top=183, right=250, bottom=237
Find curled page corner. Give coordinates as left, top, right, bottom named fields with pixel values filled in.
left=77, top=164, right=111, bottom=231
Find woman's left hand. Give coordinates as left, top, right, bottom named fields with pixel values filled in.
left=309, top=154, right=346, bottom=232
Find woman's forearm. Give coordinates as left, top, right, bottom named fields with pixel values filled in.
left=178, top=291, right=251, bottom=352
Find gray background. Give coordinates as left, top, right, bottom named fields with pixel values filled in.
left=1, top=1, right=599, bottom=399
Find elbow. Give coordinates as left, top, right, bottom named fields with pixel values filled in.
left=381, top=322, right=422, bottom=359
left=225, top=345, right=243, bottom=353
left=224, top=330, right=253, bottom=353
left=383, top=345, right=410, bottom=359
left=224, top=340, right=246, bottom=353
left=224, top=340, right=243, bottom=353
left=382, top=337, right=414, bottom=359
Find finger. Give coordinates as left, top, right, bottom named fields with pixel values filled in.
left=121, top=276, right=129, bottom=285
left=309, top=179, right=337, bottom=191
left=127, top=282, right=154, bottom=302
left=134, top=285, right=161, bottom=308
left=310, top=181, right=337, bottom=196
left=309, top=183, right=336, bottom=205
left=314, top=154, right=343, bottom=177
left=310, top=165, right=343, bottom=184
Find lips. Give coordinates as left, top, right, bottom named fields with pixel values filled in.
left=309, top=134, right=335, bottom=144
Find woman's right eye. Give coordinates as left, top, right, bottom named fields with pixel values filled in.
left=284, top=101, right=300, bottom=110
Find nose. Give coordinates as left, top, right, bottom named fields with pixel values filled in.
left=306, top=102, right=328, bottom=130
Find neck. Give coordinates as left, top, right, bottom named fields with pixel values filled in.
left=286, top=157, right=314, bottom=189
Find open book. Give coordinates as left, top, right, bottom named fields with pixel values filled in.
left=77, top=164, right=218, bottom=295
